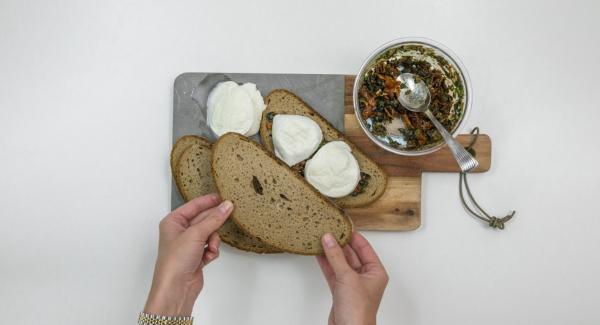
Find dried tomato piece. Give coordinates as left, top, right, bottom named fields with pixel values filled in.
left=359, top=87, right=376, bottom=119
left=382, top=75, right=400, bottom=99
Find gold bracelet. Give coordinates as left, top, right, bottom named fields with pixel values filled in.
left=138, top=312, right=193, bottom=325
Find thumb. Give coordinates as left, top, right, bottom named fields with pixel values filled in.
left=186, top=200, right=233, bottom=243
left=322, top=233, right=353, bottom=278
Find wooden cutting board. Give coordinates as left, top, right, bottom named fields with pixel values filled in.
left=343, top=76, right=492, bottom=231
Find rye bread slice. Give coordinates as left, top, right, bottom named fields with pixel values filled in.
left=170, top=135, right=212, bottom=179
left=259, top=89, right=388, bottom=208
left=175, top=144, right=217, bottom=202
left=211, top=132, right=353, bottom=255
left=172, top=139, right=281, bottom=254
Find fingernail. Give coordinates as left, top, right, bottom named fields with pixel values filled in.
left=219, top=200, right=233, bottom=213
left=323, top=233, right=336, bottom=249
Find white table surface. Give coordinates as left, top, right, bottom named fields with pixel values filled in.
left=2, top=0, right=600, bottom=324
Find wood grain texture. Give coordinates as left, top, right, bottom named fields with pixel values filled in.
left=346, top=177, right=421, bottom=230
left=343, top=75, right=492, bottom=231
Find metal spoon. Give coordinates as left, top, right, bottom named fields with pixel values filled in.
left=397, top=73, right=479, bottom=172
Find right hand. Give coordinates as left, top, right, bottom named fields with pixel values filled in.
left=316, top=232, right=389, bottom=325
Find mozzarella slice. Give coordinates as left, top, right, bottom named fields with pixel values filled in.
left=241, top=83, right=266, bottom=136
left=272, top=114, right=323, bottom=166
left=304, top=141, right=361, bottom=198
left=207, top=81, right=238, bottom=116
left=207, top=81, right=266, bottom=137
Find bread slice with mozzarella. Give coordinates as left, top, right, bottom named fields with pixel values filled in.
left=259, top=89, right=387, bottom=208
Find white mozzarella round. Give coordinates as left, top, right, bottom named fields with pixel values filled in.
left=304, top=141, right=361, bottom=198
left=207, top=81, right=265, bottom=137
left=272, top=114, right=323, bottom=166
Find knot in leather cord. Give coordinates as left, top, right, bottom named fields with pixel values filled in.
left=487, top=212, right=515, bottom=229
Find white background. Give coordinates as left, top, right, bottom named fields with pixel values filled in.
left=1, top=0, right=599, bottom=324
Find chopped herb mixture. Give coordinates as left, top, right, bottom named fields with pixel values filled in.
left=351, top=172, right=371, bottom=196
left=358, top=45, right=465, bottom=150
left=265, top=112, right=276, bottom=130
left=291, top=160, right=307, bottom=177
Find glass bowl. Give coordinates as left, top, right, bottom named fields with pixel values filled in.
left=352, top=37, right=473, bottom=156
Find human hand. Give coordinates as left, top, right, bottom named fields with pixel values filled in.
left=316, top=232, right=389, bottom=325
left=144, top=194, right=233, bottom=316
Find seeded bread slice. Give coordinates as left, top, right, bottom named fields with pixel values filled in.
left=172, top=139, right=281, bottom=254
left=211, top=132, right=353, bottom=255
left=259, top=89, right=388, bottom=208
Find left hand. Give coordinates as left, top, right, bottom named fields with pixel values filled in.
left=144, top=193, right=233, bottom=316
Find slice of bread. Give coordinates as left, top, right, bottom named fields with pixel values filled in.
left=170, top=135, right=212, bottom=180
left=172, top=138, right=281, bottom=254
left=211, top=132, right=353, bottom=255
left=259, top=89, right=388, bottom=208
left=175, top=144, right=217, bottom=202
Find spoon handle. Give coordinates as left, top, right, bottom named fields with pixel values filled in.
left=424, top=110, right=479, bottom=172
